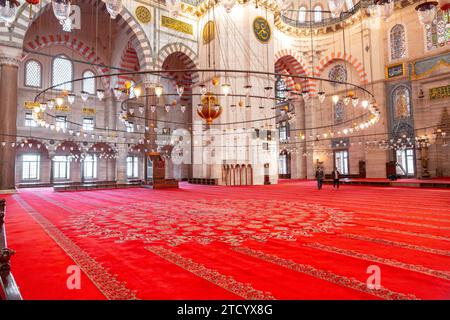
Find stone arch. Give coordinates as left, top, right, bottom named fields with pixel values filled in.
left=157, top=42, right=199, bottom=82
left=274, top=49, right=313, bottom=93
left=314, top=52, right=368, bottom=85
left=3, top=0, right=153, bottom=70
left=116, top=40, right=140, bottom=88
left=24, top=34, right=111, bottom=90
left=160, top=46, right=199, bottom=104
left=15, top=138, right=49, bottom=156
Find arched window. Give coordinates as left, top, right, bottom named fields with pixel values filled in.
left=328, top=64, right=347, bottom=87
left=346, top=0, right=354, bottom=10
left=82, top=70, right=96, bottom=95
left=275, top=77, right=287, bottom=103
left=425, top=10, right=450, bottom=51
left=390, top=24, right=407, bottom=61
left=52, top=55, right=73, bottom=91
left=334, top=101, right=345, bottom=123
left=314, top=5, right=322, bottom=23
left=24, top=60, right=42, bottom=88
left=392, top=85, right=411, bottom=119
left=298, top=6, right=307, bottom=23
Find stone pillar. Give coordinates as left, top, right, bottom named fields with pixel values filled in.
left=104, top=97, right=117, bottom=131
left=116, top=144, right=128, bottom=183
left=0, top=53, right=20, bottom=192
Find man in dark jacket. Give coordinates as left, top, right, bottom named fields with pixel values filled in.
left=331, top=167, right=341, bottom=189
left=315, top=167, right=324, bottom=190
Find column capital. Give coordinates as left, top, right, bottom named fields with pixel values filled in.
left=0, top=45, right=22, bottom=67
left=0, top=55, right=20, bottom=67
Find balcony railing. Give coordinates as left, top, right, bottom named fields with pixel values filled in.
left=280, top=1, right=372, bottom=29
left=0, top=199, right=22, bottom=300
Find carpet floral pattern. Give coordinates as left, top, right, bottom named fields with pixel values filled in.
left=65, top=199, right=352, bottom=247
left=3, top=181, right=450, bottom=300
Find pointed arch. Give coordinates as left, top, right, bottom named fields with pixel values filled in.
left=2, top=0, right=153, bottom=71
left=157, top=42, right=199, bottom=83
left=274, top=49, right=313, bottom=93
left=116, top=40, right=140, bottom=88
left=25, top=34, right=111, bottom=90
left=314, top=52, right=368, bottom=84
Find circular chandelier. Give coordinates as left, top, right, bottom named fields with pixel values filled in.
left=32, top=67, right=380, bottom=145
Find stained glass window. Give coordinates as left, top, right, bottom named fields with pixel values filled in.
left=390, top=24, right=406, bottom=61
left=298, top=6, right=307, bottom=23
left=25, top=60, right=42, bottom=88
left=328, top=64, right=347, bottom=87
left=82, top=70, right=96, bottom=95
left=426, top=10, right=450, bottom=51
left=314, top=6, right=322, bottom=23
left=334, top=101, right=345, bottom=123
left=52, top=55, right=73, bottom=91
left=393, top=85, right=411, bottom=119
left=275, top=77, right=287, bottom=102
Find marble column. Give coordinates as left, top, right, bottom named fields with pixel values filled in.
left=0, top=55, right=20, bottom=192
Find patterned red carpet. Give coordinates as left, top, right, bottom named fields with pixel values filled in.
left=3, top=181, right=450, bottom=299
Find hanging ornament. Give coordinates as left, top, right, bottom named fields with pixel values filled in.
left=67, top=93, right=75, bottom=104
left=0, top=0, right=20, bottom=27
left=80, top=91, right=89, bottom=102
left=55, top=97, right=64, bottom=106
left=138, top=106, right=144, bottom=114
left=332, top=95, right=340, bottom=104
left=415, top=2, right=438, bottom=28
left=361, top=100, right=369, bottom=109
left=96, top=89, right=105, bottom=101
left=151, top=105, right=156, bottom=113
left=165, top=105, right=171, bottom=112
left=351, top=96, right=359, bottom=107
left=113, top=87, right=122, bottom=100
left=176, top=84, right=184, bottom=97
left=222, top=0, right=236, bottom=13
left=26, top=0, right=40, bottom=19
left=302, top=91, right=310, bottom=102
left=154, top=84, right=163, bottom=97
left=133, top=85, right=142, bottom=98
left=106, top=0, right=122, bottom=19
left=222, top=83, right=231, bottom=96
left=197, top=93, right=222, bottom=125
left=343, top=96, right=350, bottom=106
left=199, top=84, right=207, bottom=96
left=264, top=86, right=273, bottom=98
left=52, top=0, right=71, bottom=25
left=48, top=99, right=55, bottom=109
left=180, top=105, right=186, bottom=113
left=318, top=91, right=326, bottom=103
left=375, top=0, right=394, bottom=22
left=328, top=0, right=345, bottom=18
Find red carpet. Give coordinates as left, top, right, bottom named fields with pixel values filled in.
left=3, top=181, right=450, bottom=299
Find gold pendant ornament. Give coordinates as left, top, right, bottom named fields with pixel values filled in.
left=197, top=92, right=222, bottom=125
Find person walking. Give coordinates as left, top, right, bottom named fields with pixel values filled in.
left=315, top=167, right=324, bottom=190
left=332, top=167, right=341, bottom=189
